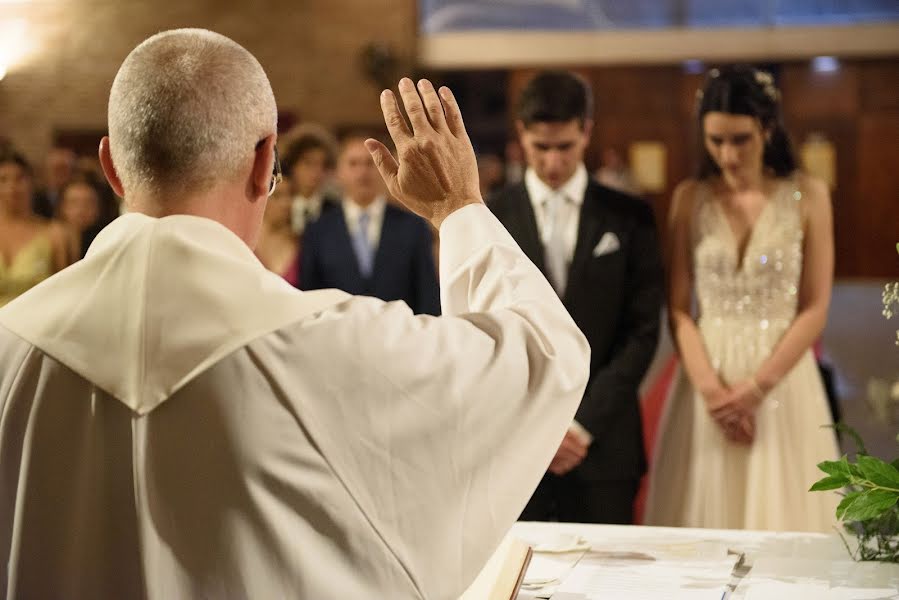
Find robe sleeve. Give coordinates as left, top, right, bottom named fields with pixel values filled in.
left=294, top=203, right=590, bottom=598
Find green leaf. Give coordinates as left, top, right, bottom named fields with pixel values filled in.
left=810, top=475, right=849, bottom=491
left=836, top=491, right=863, bottom=520
left=857, top=455, right=899, bottom=489
left=891, top=458, right=899, bottom=471
left=841, top=490, right=899, bottom=522
left=817, top=458, right=851, bottom=478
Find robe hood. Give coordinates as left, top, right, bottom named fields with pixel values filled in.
left=0, top=212, right=348, bottom=414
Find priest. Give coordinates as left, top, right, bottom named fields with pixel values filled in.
left=0, top=29, right=589, bottom=599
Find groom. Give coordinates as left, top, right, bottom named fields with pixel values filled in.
left=489, top=70, right=664, bottom=524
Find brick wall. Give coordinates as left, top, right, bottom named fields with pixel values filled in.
left=0, top=0, right=418, bottom=163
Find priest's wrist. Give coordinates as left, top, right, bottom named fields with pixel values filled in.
left=432, top=198, right=484, bottom=230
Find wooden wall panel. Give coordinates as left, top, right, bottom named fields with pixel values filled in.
left=857, top=112, right=899, bottom=277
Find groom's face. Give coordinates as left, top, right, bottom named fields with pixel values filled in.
left=516, top=118, right=592, bottom=191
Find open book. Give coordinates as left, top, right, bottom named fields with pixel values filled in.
left=459, top=534, right=533, bottom=600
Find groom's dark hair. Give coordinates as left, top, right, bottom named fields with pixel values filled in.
left=516, top=70, right=593, bottom=128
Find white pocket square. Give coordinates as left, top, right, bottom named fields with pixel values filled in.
left=592, top=232, right=620, bottom=257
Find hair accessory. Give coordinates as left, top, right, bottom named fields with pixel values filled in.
left=753, top=69, right=781, bottom=102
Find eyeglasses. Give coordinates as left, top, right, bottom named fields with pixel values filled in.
left=268, top=145, right=283, bottom=197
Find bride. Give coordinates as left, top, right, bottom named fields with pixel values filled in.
left=645, top=66, right=840, bottom=532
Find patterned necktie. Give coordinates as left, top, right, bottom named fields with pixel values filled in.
left=352, top=211, right=374, bottom=278
left=544, top=193, right=568, bottom=295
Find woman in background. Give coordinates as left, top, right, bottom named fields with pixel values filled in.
left=255, top=180, right=300, bottom=286
left=0, top=148, right=69, bottom=307
left=58, top=173, right=104, bottom=258
left=646, top=66, right=839, bottom=532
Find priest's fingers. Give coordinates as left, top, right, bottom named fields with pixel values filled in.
left=365, top=139, right=399, bottom=192
left=397, top=77, right=431, bottom=135
left=417, top=79, right=447, bottom=132
left=379, top=89, right=412, bottom=149
left=439, top=86, right=467, bottom=138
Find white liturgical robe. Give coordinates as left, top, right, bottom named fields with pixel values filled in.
left=0, top=204, right=589, bottom=599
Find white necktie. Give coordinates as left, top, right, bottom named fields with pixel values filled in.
left=544, top=193, right=568, bottom=295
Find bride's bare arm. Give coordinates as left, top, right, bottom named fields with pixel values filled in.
left=667, top=180, right=726, bottom=402
left=752, top=175, right=834, bottom=393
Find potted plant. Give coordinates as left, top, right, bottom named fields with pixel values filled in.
left=811, top=425, right=898, bottom=562
left=810, top=243, right=899, bottom=562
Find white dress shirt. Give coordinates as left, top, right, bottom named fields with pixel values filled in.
left=524, top=163, right=588, bottom=265
left=342, top=196, right=387, bottom=250
left=525, top=164, right=593, bottom=442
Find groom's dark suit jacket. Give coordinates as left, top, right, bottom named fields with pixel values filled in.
left=489, top=178, right=663, bottom=481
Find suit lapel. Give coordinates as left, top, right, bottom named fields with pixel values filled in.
left=370, top=205, right=397, bottom=282
left=334, top=209, right=366, bottom=287
left=565, top=181, right=606, bottom=301
left=508, top=184, right=546, bottom=272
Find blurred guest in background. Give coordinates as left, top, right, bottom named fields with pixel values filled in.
left=595, top=147, right=642, bottom=196
left=281, top=124, right=339, bottom=236
left=477, top=152, right=505, bottom=198
left=255, top=177, right=300, bottom=286
left=32, top=145, right=76, bottom=219
left=301, top=131, right=439, bottom=315
left=504, top=139, right=525, bottom=185
left=490, top=70, right=663, bottom=525
left=57, top=172, right=107, bottom=258
left=0, top=148, right=70, bottom=306
left=646, top=66, right=839, bottom=532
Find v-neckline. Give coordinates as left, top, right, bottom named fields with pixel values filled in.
left=712, top=182, right=779, bottom=273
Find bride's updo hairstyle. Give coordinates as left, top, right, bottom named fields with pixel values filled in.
left=696, top=65, right=798, bottom=179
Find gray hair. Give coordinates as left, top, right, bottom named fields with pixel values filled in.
left=108, top=29, right=277, bottom=196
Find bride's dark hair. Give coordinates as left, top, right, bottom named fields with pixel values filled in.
left=696, top=65, right=797, bottom=179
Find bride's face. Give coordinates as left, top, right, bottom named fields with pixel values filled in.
left=702, top=112, right=766, bottom=180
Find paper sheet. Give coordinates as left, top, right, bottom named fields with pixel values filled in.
left=553, top=554, right=738, bottom=600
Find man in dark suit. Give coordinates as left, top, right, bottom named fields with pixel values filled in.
left=300, top=132, right=440, bottom=315
left=490, top=70, right=663, bottom=524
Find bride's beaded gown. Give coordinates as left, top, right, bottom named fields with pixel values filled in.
left=646, top=178, right=840, bottom=532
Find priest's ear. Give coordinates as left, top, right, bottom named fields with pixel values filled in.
left=99, top=137, right=125, bottom=199
left=251, top=134, right=278, bottom=201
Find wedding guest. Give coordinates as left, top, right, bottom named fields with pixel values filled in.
left=301, top=131, right=440, bottom=315
left=255, top=174, right=300, bottom=285
left=0, top=148, right=69, bottom=306
left=57, top=173, right=105, bottom=258
left=282, top=124, right=339, bottom=236
left=32, top=145, right=76, bottom=218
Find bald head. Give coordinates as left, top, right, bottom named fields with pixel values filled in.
left=107, top=29, right=276, bottom=198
